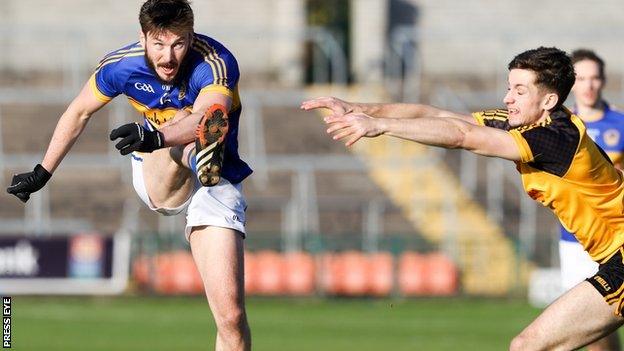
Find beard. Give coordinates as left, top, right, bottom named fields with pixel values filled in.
left=144, top=52, right=189, bottom=86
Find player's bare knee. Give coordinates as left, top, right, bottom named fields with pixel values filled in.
left=215, top=307, right=247, bottom=333
left=209, top=291, right=245, bottom=323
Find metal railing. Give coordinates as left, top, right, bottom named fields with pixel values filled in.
left=4, top=23, right=620, bottom=267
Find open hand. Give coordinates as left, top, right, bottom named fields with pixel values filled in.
left=324, top=112, right=383, bottom=146
left=301, top=96, right=355, bottom=117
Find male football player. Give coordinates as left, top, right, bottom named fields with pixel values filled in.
left=304, top=47, right=624, bottom=350
left=6, top=1, right=251, bottom=349
left=559, top=48, right=624, bottom=351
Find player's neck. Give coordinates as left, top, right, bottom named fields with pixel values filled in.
left=576, top=100, right=606, bottom=122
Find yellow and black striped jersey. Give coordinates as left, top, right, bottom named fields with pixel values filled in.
left=473, top=107, right=624, bottom=262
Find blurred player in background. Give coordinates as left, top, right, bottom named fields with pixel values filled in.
left=303, top=47, right=624, bottom=350
left=6, top=0, right=252, bottom=349
left=559, top=48, right=624, bottom=351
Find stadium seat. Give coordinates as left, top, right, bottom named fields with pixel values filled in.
left=398, top=251, right=428, bottom=296
left=169, top=250, right=203, bottom=294
left=318, top=252, right=342, bottom=295
left=369, top=252, right=394, bottom=296
left=255, top=250, right=286, bottom=295
left=340, top=251, right=369, bottom=296
left=284, top=251, right=316, bottom=295
left=425, top=252, right=458, bottom=296
left=152, top=252, right=175, bottom=294
left=131, top=254, right=151, bottom=288
left=148, top=251, right=204, bottom=295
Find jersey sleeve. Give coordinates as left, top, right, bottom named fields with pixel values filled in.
left=90, top=59, right=124, bottom=103
left=509, top=124, right=579, bottom=176
left=472, top=109, right=511, bottom=130
left=193, top=51, right=240, bottom=98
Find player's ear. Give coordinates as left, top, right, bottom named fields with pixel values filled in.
left=542, top=92, right=559, bottom=111
left=139, top=31, right=146, bottom=47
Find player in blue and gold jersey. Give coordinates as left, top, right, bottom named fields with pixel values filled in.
left=559, top=49, right=623, bottom=351
left=6, top=1, right=251, bottom=349
left=303, top=47, right=624, bottom=349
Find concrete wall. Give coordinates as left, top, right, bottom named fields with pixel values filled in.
left=2, top=0, right=624, bottom=86
left=404, top=0, right=624, bottom=78
left=0, top=0, right=305, bottom=85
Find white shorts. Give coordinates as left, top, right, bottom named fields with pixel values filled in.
left=131, top=154, right=192, bottom=215
left=559, top=240, right=599, bottom=291
left=131, top=154, right=247, bottom=241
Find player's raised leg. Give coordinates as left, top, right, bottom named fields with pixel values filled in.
left=189, top=226, right=251, bottom=351
left=509, top=282, right=624, bottom=351
left=140, top=148, right=194, bottom=209
left=140, top=104, right=230, bottom=210
left=136, top=109, right=196, bottom=211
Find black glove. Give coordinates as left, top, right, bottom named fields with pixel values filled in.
left=6, top=164, right=52, bottom=203
left=109, top=122, right=165, bottom=155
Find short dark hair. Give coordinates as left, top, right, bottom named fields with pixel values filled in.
left=139, top=0, right=194, bottom=36
left=571, top=49, right=605, bottom=79
left=508, top=47, right=575, bottom=108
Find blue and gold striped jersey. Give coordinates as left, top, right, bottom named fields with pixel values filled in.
left=474, top=108, right=624, bottom=262
left=560, top=103, right=624, bottom=242
left=89, top=33, right=251, bottom=184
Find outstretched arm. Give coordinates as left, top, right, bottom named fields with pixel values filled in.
left=7, top=80, right=108, bottom=202
left=325, top=112, right=521, bottom=161
left=301, top=96, right=477, bottom=124
left=41, top=81, right=108, bottom=173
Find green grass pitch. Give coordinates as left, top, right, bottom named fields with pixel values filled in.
left=12, top=296, right=553, bottom=350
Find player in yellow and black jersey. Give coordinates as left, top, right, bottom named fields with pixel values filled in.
left=557, top=49, right=624, bottom=351
left=303, top=47, right=624, bottom=350
left=474, top=107, right=624, bottom=263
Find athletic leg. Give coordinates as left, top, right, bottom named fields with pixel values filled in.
left=509, top=282, right=624, bottom=351
left=140, top=148, right=194, bottom=209
left=189, top=226, right=251, bottom=351
left=559, top=240, right=621, bottom=351
left=138, top=109, right=195, bottom=210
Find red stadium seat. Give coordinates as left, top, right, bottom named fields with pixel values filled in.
left=319, top=253, right=342, bottom=295
left=425, top=252, right=458, bottom=296
left=284, top=251, right=316, bottom=295
left=369, top=252, right=394, bottom=296
left=131, top=254, right=151, bottom=288
left=149, top=251, right=204, bottom=295
left=169, top=250, right=203, bottom=294
left=255, top=250, right=286, bottom=295
left=152, top=252, right=175, bottom=294
left=340, top=251, right=369, bottom=296
left=398, top=251, right=427, bottom=296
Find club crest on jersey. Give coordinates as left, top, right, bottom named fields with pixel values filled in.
left=178, top=83, right=187, bottom=100
left=135, top=82, right=155, bottom=93
left=604, top=129, right=620, bottom=147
